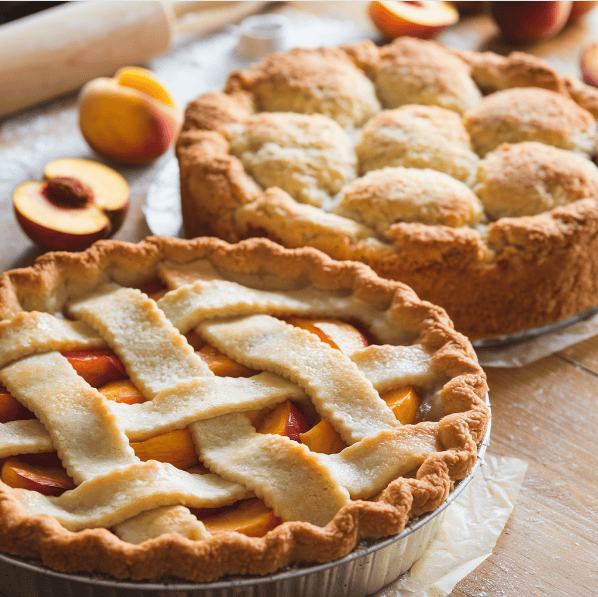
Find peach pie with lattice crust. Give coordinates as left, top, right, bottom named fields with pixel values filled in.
left=178, top=37, right=598, bottom=340
left=0, top=237, right=488, bottom=581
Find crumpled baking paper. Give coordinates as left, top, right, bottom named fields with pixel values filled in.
left=474, top=311, right=598, bottom=368
left=374, top=454, right=527, bottom=597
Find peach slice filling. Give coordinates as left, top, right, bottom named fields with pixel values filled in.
left=0, top=312, right=423, bottom=536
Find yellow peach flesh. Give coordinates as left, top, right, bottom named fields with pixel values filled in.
left=14, top=181, right=109, bottom=234
left=201, top=498, right=279, bottom=536
left=130, top=429, right=198, bottom=470
left=299, top=419, right=348, bottom=454
left=116, top=66, right=176, bottom=107
left=44, top=158, right=129, bottom=212
left=369, top=1, right=459, bottom=39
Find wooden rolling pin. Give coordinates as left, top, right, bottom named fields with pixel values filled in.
left=0, top=1, right=267, bottom=118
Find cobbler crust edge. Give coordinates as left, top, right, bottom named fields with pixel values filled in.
left=177, top=39, right=598, bottom=340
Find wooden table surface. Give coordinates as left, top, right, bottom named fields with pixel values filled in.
left=1, top=3, right=597, bottom=596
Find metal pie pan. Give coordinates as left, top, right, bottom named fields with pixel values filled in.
left=472, top=304, right=598, bottom=348
left=0, top=421, right=490, bottom=597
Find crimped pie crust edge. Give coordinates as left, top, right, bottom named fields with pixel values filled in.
left=0, top=236, right=488, bottom=581
left=177, top=39, right=598, bottom=340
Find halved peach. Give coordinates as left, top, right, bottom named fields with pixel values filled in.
left=130, top=429, right=198, bottom=470
left=257, top=401, right=310, bottom=443
left=199, top=498, right=281, bottom=537
left=1, top=457, right=75, bottom=496
left=44, top=158, right=130, bottom=234
left=98, top=379, right=145, bottom=405
left=0, top=386, right=35, bottom=423
left=286, top=317, right=368, bottom=354
left=13, top=158, right=129, bottom=251
left=196, top=344, right=258, bottom=378
left=62, top=349, right=127, bottom=388
left=78, top=66, right=182, bottom=164
left=369, top=1, right=459, bottom=40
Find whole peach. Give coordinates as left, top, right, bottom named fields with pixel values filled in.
left=490, top=1, right=573, bottom=42
left=78, top=67, right=182, bottom=165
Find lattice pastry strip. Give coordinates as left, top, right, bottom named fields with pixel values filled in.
left=68, top=285, right=212, bottom=398
left=110, top=373, right=309, bottom=441
left=198, top=314, right=398, bottom=444
left=190, top=413, right=350, bottom=526
left=0, top=419, right=53, bottom=458
left=350, top=344, right=436, bottom=394
left=69, top=285, right=354, bottom=526
left=160, top=279, right=386, bottom=344
left=12, top=461, right=249, bottom=531
left=318, top=425, right=439, bottom=499
left=0, top=311, right=107, bottom=369
left=113, top=505, right=212, bottom=544
left=0, top=352, right=136, bottom=484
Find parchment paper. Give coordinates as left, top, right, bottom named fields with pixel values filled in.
left=375, top=454, right=527, bottom=597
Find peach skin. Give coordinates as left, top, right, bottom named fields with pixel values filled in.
left=78, top=66, right=183, bottom=164
left=369, top=1, right=459, bottom=40
left=1, top=457, right=76, bottom=497
left=13, top=158, right=129, bottom=251
left=200, top=498, right=281, bottom=537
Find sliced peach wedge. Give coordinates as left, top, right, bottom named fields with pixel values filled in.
left=257, top=400, right=310, bottom=442
left=285, top=317, right=368, bottom=355
left=1, top=457, right=75, bottom=496
left=198, top=498, right=281, bottom=537
left=0, top=386, right=34, bottom=424
left=13, top=158, right=129, bottom=252
left=369, top=1, right=459, bottom=40
left=130, top=429, right=199, bottom=470
left=300, top=386, right=421, bottom=454
left=62, top=349, right=127, bottom=388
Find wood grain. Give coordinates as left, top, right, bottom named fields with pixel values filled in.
left=451, top=355, right=598, bottom=597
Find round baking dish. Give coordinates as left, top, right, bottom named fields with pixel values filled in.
left=176, top=38, right=598, bottom=342
left=0, top=419, right=490, bottom=597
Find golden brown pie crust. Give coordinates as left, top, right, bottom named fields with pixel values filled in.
left=178, top=38, right=598, bottom=340
left=0, top=236, right=488, bottom=581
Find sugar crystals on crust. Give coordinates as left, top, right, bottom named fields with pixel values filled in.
left=356, top=105, right=479, bottom=183
left=463, top=87, right=597, bottom=157
left=372, top=37, right=482, bottom=114
left=226, top=112, right=357, bottom=207
left=334, top=167, right=483, bottom=235
left=226, top=46, right=381, bottom=128
left=474, top=142, right=598, bottom=220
